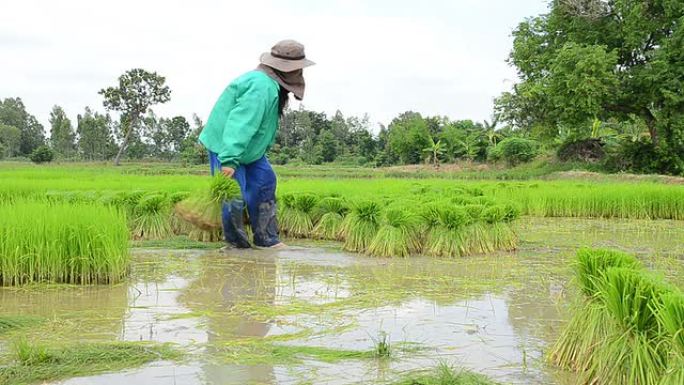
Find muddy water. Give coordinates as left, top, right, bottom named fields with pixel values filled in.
left=1, top=218, right=683, bottom=385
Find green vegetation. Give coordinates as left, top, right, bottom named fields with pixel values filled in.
left=0, top=316, right=44, bottom=335
left=0, top=201, right=129, bottom=285
left=0, top=340, right=182, bottom=385
left=549, top=248, right=684, bottom=384
left=391, top=364, right=499, bottom=385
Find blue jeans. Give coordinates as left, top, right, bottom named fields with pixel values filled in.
left=209, top=153, right=280, bottom=248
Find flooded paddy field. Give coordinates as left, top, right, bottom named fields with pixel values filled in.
left=1, top=217, right=683, bottom=385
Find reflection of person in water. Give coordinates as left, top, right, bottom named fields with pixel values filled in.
left=182, top=254, right=278, bottom=384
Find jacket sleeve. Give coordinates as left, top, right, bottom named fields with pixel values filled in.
left=217, top=82, right=268, bottom=169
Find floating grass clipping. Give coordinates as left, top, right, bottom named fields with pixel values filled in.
left=549, top=248, right=642, bottom=371
left=312, top=197, right=349, bottom=240
left=0, top=316, right=44, bottom=335
left=392, top=363, right=500, bottom=385
left=340, top=200, right=382, bottom=252
left=175, top=175, right=241, bottom=231
left=367, top=209, right=421, bottom=257
left=0, top=201, right=130, bottom=286
left=588, top=267, right=670, bottom=385
left=286, top=193, right=319, bottom=238
left=423, top=205, right=471, bottom=258
left=0, top=340, right=182, bottom=385
left=131, top=194, right=172, bottom=240
left=656, top=291, right=684, bottom=385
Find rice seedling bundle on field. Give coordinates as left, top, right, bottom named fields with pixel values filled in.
left=175, top=175, right=241, bottom=231
left=549, top=248, right=684, bottom=385
left=312, top=197, right=349, bottom=240
left=340, top=200, right=382, bottom=252
left=368, top=209, right=421, bottom=257
left=0, top=201, right=129, bottom=285
left=132, top=194, right=172, bottom=240
left=283, top=193, right=319, bottom=238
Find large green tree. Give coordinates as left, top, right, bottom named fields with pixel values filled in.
left=0, top=97, right=45, bottom=156
left=387, top=112, right=431, bottom=164
left=0, top=124, right=21, bottom=158
left=49, top=105, right=76, bottom=157
left=77, top=107, right=117, bottom=161
left=496, top=0, right=684, bottom=172
left=100, top=68, right=171, bottom=165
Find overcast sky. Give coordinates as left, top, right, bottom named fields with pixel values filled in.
left=1, top=0, right=548, bottom=133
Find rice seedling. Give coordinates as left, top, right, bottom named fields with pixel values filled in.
left=392, top=363, right=500, bottom=385
left=481, top=205, right=518, bottom=251
left=131, top=194, right=172, bottom=240
left=340, top=200, right=382, bottom=252
left=0, top=340, right=182, bottom=385
left=175, top=175, right=241, bottom=231
left=0, top=201, right=130, bottom=285
left=169, top=192, right=192, bottom=234
left=549, top=248, right=643, bottom=371
left=277, top=193, right=297, bottom=234
left=656, top=291, right=684, bottom=385
left=589, top=268, right=670, bottom=385
left=286, top=193, right=319, bottom=238
left=312, top=197, right=349, bottom=240
left=423, top=206, right=471, bottom=258
left=0, top=316, right=44, bottom=335
left=367, top=208, right=421, bottom=257
left=372, top=331, right=392, bottom=358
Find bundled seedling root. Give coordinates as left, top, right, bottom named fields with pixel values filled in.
left=549, top=249, right=642, bottom=371
left=312, top=197, right=348, bottom=240
left=423, top=206, right=470, bottom=258
left=589, top=268, right=669, bottom=385
left=175, top=176, right=241, bottom=232
left=132, top=194, right=172, bottom=240
left=340, top=200, right=382, bottom=252
left=656, top=292, right=684, bottom=385
left=367, top=209, right=421, bottom=257
left=287, top=194, right=319, bottom=238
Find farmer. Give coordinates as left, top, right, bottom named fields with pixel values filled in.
left=199, top=40, right=314, bottom=249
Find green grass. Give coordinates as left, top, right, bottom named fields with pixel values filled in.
left=0, top=316, right=45, bottom=335
left=2, top=164, right=683, bottom=220
left=391, top=363, right=499, bottom=385
left=0, top=340, right=183, bottom=385
left=0, top=201, right=130, bottom=286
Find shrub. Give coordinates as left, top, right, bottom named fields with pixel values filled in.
left=557, top=137, right=605, bottom=162
left=603, top=138, right=684, bottom=176
left=488, top=137, right=540, bottom=166
left=29, top=145, right=55, bottom=164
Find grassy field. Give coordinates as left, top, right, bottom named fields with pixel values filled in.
left=2, top=162, right=683, bottom=220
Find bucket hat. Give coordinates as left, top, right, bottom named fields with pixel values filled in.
left=260, top=39, right=315, bottom=72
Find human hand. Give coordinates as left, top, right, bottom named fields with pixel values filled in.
left=222, top=167, right=235, bottom=178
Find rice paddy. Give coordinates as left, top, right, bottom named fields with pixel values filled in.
left=0, top=163, right=683, bottom=384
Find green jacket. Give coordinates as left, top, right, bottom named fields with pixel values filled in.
left=199, top=71, right=280, bottom=169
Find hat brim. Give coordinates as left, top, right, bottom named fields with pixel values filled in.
left=260, top=52, right=315, bottom=72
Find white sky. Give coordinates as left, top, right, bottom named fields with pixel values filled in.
left=0, top=0, right=548, bottom=133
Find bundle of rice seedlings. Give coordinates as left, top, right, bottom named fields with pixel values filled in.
left=367, top=208, right=421, bottom=257
left=459, top=204, right=493, bottom=255
left=481, top=205, right=517, bottom=250
left=589, top=268, right=670, bottom=385
left=175, top=176, right=241, bottom=231
left=286, top=194, right=319, bottom=238
left=132, top=194, right=172, bottom=240
left=169, top=192, right=192, bottom=235
left=340, top=200, right=382, bottom=252
left=312, top=197, right=349, bottom=240
left=277, top=193, right=297, bottom=235
left=656, top=291, right=684, bottom=385
left=423, top=206, right=471, bottom=258
left=549, top=249, right=642, bottom=371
